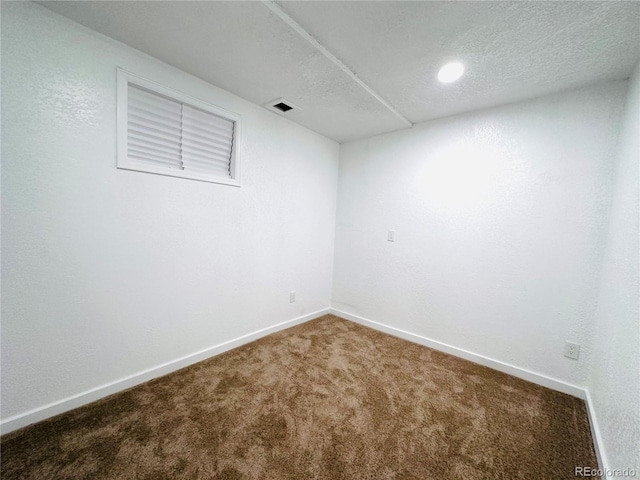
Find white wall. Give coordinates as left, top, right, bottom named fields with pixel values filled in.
left=2, top=5, right=637, bottom=467
left=590, top=62, right=639, bottom=473
left=333, top=81, right=628, bottom=388
left=1, top=2, right=338, bottom=424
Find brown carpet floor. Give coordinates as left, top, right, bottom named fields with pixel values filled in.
left=1, top=314, right=598, bottom=479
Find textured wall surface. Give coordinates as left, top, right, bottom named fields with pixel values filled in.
left=1, top=2, right=338, bottom=421
left=333, top=82, right=627, bottom=388
left=590, top=62, right=640, bottom=472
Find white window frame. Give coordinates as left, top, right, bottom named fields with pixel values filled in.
left=117, top=68, right=242, bottom=186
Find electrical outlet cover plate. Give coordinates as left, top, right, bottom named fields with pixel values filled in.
left=564, top=341, right=580, bottom=360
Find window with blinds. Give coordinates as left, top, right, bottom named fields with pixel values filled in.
left=117, top=69, right=241, bottom=186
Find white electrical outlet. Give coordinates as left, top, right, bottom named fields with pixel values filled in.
left=564, top=341, right=580, bottom=360
left=290, top=291, right=296, bottom=303
left=387, top=230, right=395, bottom=242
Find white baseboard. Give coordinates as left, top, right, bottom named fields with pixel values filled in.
left=331, top=308, right=586, bottom=398
left=3, top=306, right=608, bottom=473
left=330, top=308, right=612, bottom=469
left=584, top=389, right=609, bottom=473
left=0, top=308, right=330, bottom=435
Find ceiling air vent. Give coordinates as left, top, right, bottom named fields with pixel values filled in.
left=273, top=102, right=292, bottom=112
left=264, top=97, right=302, bottom=115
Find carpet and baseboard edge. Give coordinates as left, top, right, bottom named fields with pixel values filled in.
left=1, top=306, right=609, bottom=474
left=0, top=308, right=331, bottom=435
left=329, top=307, right=609, bottom=473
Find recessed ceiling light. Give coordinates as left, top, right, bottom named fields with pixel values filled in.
left=438, top=62, right=465, bottom=84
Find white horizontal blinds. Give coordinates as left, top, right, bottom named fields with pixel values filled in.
left=181, top=105, right=235, bottom=178
left=127, top=85, right=183, bottom=170
left=127, top=82, right=235, bottom=179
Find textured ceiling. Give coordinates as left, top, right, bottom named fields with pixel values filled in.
left=283, top=1, right=640, bottom=124
left=41, top=1, right=640, bottom=143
